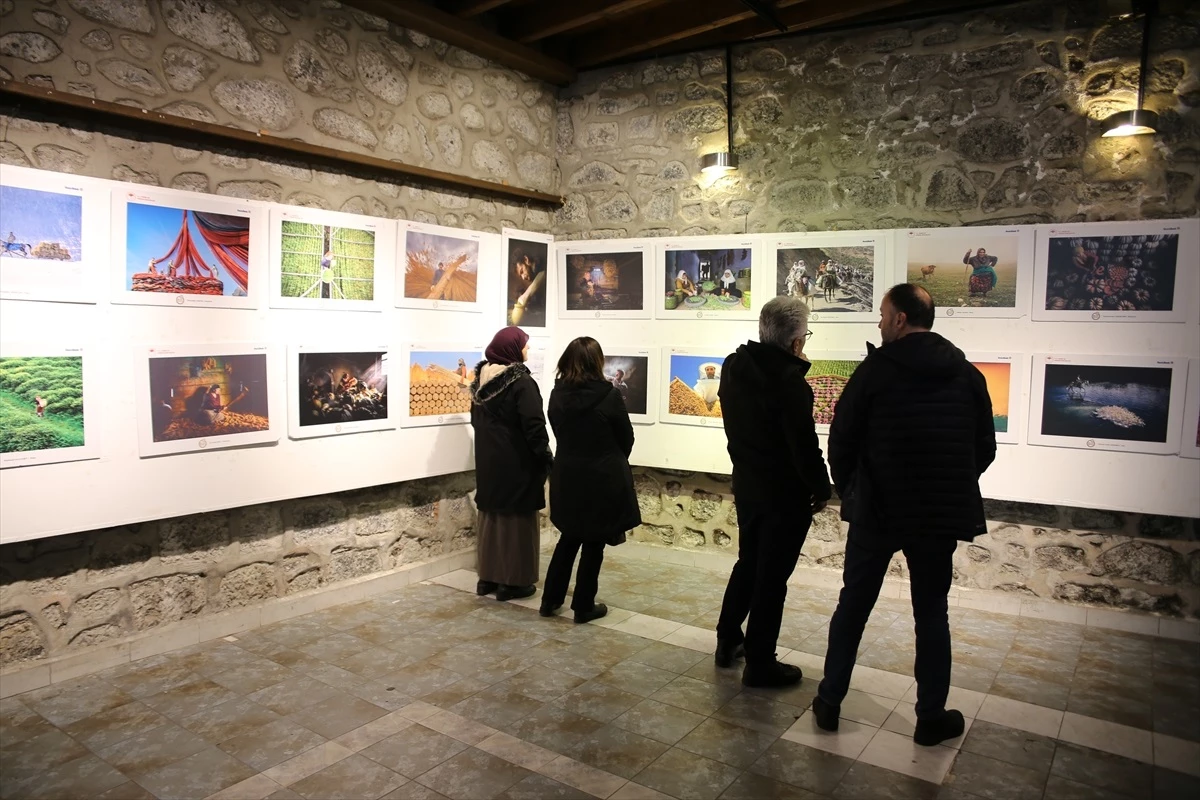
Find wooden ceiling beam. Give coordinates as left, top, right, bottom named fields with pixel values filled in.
left=504, top=0, right=665, bottom=44
left=339, top=0, right=576, bottom=85
left=565, top=0, right=810, bottom=68
left=582, top=0, right=914, bottom=67
left=450, top=0, right=517, bottom=16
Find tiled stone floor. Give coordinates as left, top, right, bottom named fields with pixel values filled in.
left=2, top=545, right=1198, bottom=800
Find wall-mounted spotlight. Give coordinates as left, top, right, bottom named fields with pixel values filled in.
left=700, top=45, right=739, bottom=175
left=1102, top=0, right=1159, bottom=137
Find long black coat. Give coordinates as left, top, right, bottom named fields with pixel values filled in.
left=719, top=341, right=832, bottom=509
left=470, top=362, right=553, bottom=514
left=828, top=331, right=997, bottom=541
left=548, top=379, right=641, bottom=543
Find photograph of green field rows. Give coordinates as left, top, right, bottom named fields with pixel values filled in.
left=0, top=356, right=85, bottom=453
left=906, top=233, right=1019, bottom=308
left=806, top=359, right=860, bottom=426
left=280, top=221, right=375, bottom=301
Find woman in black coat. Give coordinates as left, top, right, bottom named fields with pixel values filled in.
left=541, top=337, right=641, bottom=623
left=470, top=326, right=553, bottom=602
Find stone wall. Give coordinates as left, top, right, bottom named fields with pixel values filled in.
left=0, top=0, right=559, bottom=229
left=554, top=1, right=1200, bottom=238
left=630, top=468, right=1200, bottom=619
left=0, top=474, right=476, bottom=667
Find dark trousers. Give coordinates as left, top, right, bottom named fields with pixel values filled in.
left=542, top=532, right=605, bottom=612
left=818, top=527, right=957, bottom=720
left=716, top=504, right=811, bottom=665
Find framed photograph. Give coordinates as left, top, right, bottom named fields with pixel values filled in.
left=1028, top=354, right=1187, bottom=454
left=557, top=241, right=651, bottom=320
left=0, top=165, right=106, bottom=304
left=899, top=225, right=1034, bottom=319
left=660, top=348, right=729, bottom=427
left=1181, top=359, right=1200, bottom=459
left=400, top=344, right=482, bottom=428
left=1032, top=219, right=1198, bottom=322
left=398, top=221, right=486, bottom=313
left=768, top=231, right=888, bottom=323
left=503, top=229, right=553, bottom=331
left=112, top=187, right=266, bottom=310
left=288, top=346, right=392, bottom=439
left=659, top=237, right=757, bottom=321
left=137, top=344, right=278, bottom=457
left=0, top=345, right=99, bottom=468
left=603, top=348, right=657, bottom=425
left=966, top=352, right=1024, bottom=445
left=805, top=352, right=867, bottom=434
left=270, top=206, right=391, bottom=311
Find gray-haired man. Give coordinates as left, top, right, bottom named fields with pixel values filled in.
left=715, top=296, right=832, bottom=687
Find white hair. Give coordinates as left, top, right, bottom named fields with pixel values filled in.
left=759, top=295, right=810, bottom=350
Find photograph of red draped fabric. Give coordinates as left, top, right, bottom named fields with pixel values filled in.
left=125, top=203, right=251, bottom=297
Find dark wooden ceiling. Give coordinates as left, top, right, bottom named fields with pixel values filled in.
left=345, top=0, right=1030, bottom=85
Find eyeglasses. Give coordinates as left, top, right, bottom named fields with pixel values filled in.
left=804, top=329, right=815, bottom=340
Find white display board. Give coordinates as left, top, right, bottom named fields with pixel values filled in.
left=965, top=352, right=1024, bottom=446
left=502, top=228, right=554, bottom=333
left=658, top=235, right=758, bottom=321
left=896, top=225, right=1034, bottom=319
left=270, top=205, right=392, bottom=312
left=288, top=344, right=393, bottom=439
left=1032, top=219, right=1198, bottom=323
left=0, top=165, right=107, bottom=305
left=556, top=238, right=653, bottom=320
left=766, top=230, right=889, bottom=323
left=111, top=185, right=268, bottom=310
left=1028, top=353, right=1187, bottom=455
left=0, top=343, right=100, bottom=469
left=397, top=220, right=493, bottom=313
left=399, top=343, right=483, bottom=429
left=603, top=347, right=657, bottom=425
left=2, top=164, right=1198, bottom=543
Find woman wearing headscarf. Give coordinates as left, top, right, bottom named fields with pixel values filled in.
left=470, top=326, right=553, bottom=601
left=540, top=337, right=641, bottom=623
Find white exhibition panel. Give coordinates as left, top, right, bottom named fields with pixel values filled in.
left=287, top=344, right=394, bottom=440
left=896, top=225, right=1034, bottom=320
left=1, top=163, right=1198, bottom=543
left=269, top=204, right=394, bottom=313
left=1181, top=360, right=1200, bottom=460
left=0, top=165, right=108, bottom=305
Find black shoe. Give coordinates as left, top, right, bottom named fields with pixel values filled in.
left=742, top=661, right=803, bottom=688
left=913, top=709, right=965, bottom=746
left=714, top=639, right=746, bottom=668
left=476, top=581, right=498, bottom=596
left=496, top=584, right=536, bottom=602
left=574, top=603, right=608, bottom=624
left=539, top=602, right=562, bottom=617
left=812, top=696, right=840, bottom=732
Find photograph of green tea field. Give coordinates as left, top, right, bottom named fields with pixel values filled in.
left=280, top=221, right=375, bottom=301
left=0, top=356, right=85, bottom=453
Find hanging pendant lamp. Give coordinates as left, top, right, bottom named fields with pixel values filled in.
left=1102, top=0, right=1159, bottom=137
left=701, top=45, right=739, bottom=175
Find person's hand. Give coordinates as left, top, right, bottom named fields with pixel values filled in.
left=811, top=497, right=828, bottom=514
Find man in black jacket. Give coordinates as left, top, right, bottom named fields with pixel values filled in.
left=715, top=296, right=832, bottom=688
left=813, top=283, right=996, bottom=746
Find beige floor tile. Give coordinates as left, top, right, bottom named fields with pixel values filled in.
left=780, top=711, right=878, bottom=760
left=1154, top=732, right=1200, bottom=777
left=537, top=754, right=627, bottom=799
left=203, top=773, right=285, bottom=800
left=1058, top=712, right=1154, bottom=764
left=476, top=731, right=559, bottom=771
left=604, top=614, right=684, bottom=641
left=857, top=728, right=958, bottom=783
left=976, top=694, right=1063, bottom=739
left=838, top=689, right=899, bottom=728
left=847, top=664, right=915, bottom=701
left=260, top=742, right=354, bottom=787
